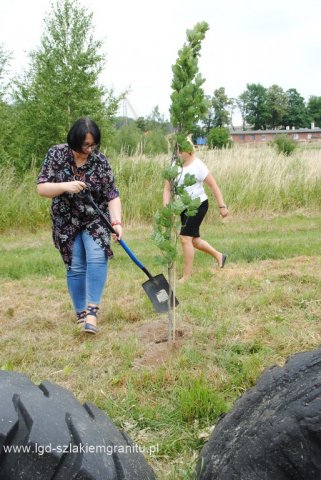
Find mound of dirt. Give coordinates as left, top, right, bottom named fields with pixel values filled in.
left=127, top=319, right=193, bottom=369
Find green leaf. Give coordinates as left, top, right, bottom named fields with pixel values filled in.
left=162, top=165, right=180, bottom=181
left=171, top=198, right=185, bottom=215
left=179, top=190, right=191, bottom=205
left=185, top=198, right=201, bottom=216
left=183, top=173, right=197, bottom=187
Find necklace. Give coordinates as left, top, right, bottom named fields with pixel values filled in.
left=72, top=164, right=86, bottom=181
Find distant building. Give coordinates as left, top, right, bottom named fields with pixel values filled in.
left=230, top=127, right=321, bottom=145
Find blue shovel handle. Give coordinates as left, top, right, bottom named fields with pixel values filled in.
left=118, top=239, right=152, bottom=279
left=83, top=191, right=153, bottom=280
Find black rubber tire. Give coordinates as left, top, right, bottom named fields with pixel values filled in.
left=0, top=370, right=156, bottom=479
left=196, top=346, right=321, bottom=480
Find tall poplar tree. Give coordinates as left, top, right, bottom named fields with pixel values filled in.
left=154, top=22, right=209, bottom=341
left=14, top=0, right=120, bottom=168
left=170, top=21, right=209, bottom=148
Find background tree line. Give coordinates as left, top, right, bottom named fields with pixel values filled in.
left=1, top=0, right=321, bottom=174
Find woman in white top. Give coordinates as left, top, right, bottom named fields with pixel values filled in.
left=163, top=141, right=228, bottom=283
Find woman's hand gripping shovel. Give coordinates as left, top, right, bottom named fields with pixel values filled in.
left=80, top=190, right=179, bottom=313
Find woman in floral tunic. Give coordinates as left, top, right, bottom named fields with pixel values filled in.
left=37, top=117, right=122, bottom=334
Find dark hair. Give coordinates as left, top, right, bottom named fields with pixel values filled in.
left=67, top=117, right=101, bottom=152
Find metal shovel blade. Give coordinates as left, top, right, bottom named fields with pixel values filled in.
left=78, top=191, right=180, bottom=313
left=142, top=274, right=179, bottom=314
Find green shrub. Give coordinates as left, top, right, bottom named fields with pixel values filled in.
left=207, top=127, right=232, bottom=149
left=272, top=135, right=297, bottom=156
left=144, top=130, right=169, bottom=155
left=114, top=123, right=143, bottom=155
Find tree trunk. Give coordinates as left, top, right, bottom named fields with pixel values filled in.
left=167, top=263, right=176, bottom=342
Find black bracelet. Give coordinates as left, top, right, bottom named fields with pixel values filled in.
left=219, top=205, right=227, bottom=209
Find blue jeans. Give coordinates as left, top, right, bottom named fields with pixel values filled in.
left=67, top=231, right=108, bottom=313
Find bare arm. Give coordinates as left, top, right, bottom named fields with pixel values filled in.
left=108, top=196, right=123, bottom=240
left=37, top=181, right=86, bottom=198
left=204, top=173, right=228, bottom=218
left=163, top=180, right=171, bottom=206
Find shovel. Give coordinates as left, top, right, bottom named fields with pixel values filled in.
left=81, top=191, right=179, bottom=314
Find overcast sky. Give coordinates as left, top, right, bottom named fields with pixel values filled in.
left=2, top=0, right=321, bottom=123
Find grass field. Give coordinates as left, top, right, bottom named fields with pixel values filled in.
left=1, top=210, right=321, bottom=478
left=1, top=143, right=321, bottom=231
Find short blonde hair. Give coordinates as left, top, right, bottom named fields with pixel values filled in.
left=186, top=134, right=195, bottom=152
left=176, top=132, right=195, bottom=153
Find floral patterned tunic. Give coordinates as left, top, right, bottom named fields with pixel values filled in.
left=37, top=144, right=120, bottom=269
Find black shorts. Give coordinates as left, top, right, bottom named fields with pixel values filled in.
left=180, top=199, right=209, bottom=237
